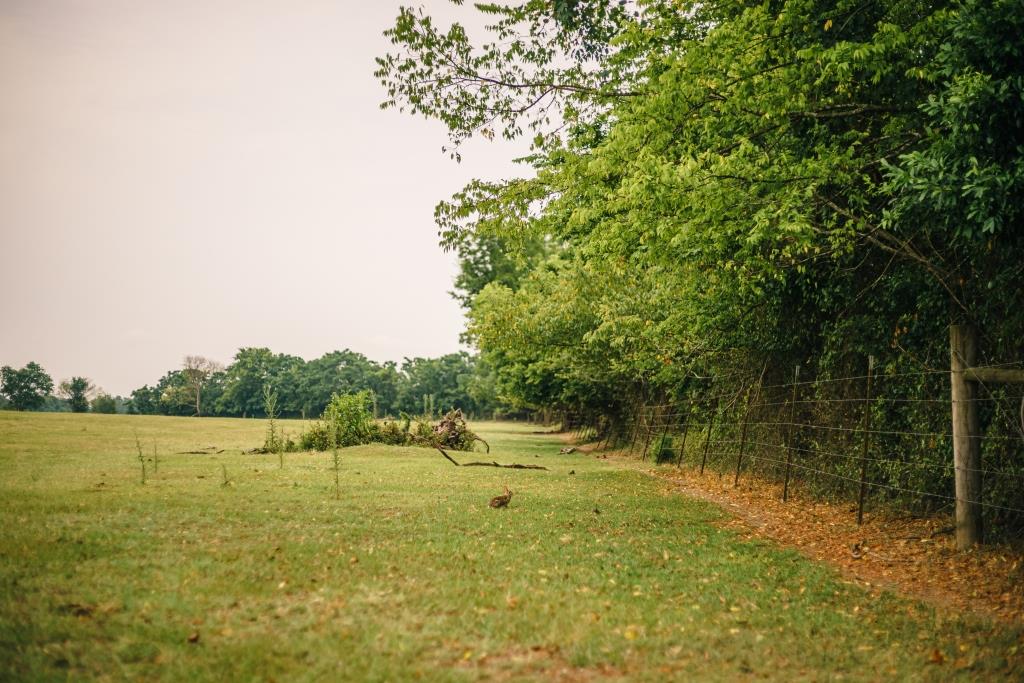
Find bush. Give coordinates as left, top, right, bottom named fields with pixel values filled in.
left=91, top=393, right=117, bottom=414
left=295, top=399, right=480, bottom=454
left=373, top=419, right=411, bottom=445
left=300, top=391, right=375, bottom=450
left=300, top=420, right=335, bottom=451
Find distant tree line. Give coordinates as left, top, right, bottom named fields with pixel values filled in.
left=2, top=350, right=502, bottom=419
left=1, top=362, right=123, bottom=413
left=127, top=348, right=499, bottom=419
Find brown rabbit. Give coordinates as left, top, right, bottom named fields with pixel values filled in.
left=489, top=486, right=513, bottom=509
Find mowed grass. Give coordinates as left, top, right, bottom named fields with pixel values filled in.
left=0, top=412, right=1020, bottom=681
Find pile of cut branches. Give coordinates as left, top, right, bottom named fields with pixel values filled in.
left=430, top=409, right=488, bottom=452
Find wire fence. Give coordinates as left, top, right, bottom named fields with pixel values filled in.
left=567, top=360, right=1024, bottom=539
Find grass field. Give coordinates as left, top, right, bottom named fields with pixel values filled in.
left=0, top=411, right=1020, bottom=681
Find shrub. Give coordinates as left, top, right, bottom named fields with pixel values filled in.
left=295, top=399, right=480, bottom=454
left=300, top=420, right=335, bottom=451
left=373, top=419, right=411, bottom=446
left=300, top=391, right=375, bottom=450
left=91, top=393, right=117, bottom=414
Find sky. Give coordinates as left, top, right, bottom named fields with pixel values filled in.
left=0, top=1, right=525, bottom=396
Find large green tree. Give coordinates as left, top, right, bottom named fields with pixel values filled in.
left=381, top=0, right=1024, bottom=391
left=0, top=362, right=54, bottom=412
left=58, top=377, right=94, bottom=413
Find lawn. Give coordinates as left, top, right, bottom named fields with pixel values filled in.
left=0, top=411, right=1019, bottom=681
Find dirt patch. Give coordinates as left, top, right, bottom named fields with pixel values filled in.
left=611, top=455, right=1024, bottom=624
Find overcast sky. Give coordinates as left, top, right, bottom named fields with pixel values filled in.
left=0, top=1, right=524, bottom=396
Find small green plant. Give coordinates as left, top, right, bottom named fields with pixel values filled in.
left=152, top=443, right=158, bottom=474
left=330, top=431, right=341, bottom=500
left=133, top=431, right=146, bottom=484
left=221, top=464, right=230, bottom=487
left=262, top=385, right=285, bottom=468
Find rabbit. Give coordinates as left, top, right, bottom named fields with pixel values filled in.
left=489, top=486, right=513, bottom=509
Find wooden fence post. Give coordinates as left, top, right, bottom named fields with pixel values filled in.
left=856, top=355, right=874, bottom=525
left=782, top=365, right=800, bottom=502
left=950, top=325, right=982, bottom=549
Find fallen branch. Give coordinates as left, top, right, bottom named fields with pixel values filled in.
left=406, top=432, right=542, bottom=470
left=434, top=446, right=548, bottom=471
left=474, top=436, right=491, bottom=453
left=462, top=460, right=548, bottom=470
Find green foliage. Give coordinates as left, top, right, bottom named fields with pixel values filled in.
left=301, top=391, right=376, bottom=451
left=129, top=348, right=500, bottom=419
left=59, top=377, right=93, bottom=413
left=299, top=421, right=336, bottom=452
left=0, top=362, right=54, bottom=411
left=411, top=419, right=436, bottom=444
left=262, top=385, right=295, bottom=457
left=90, top=393, right=117, bottom=414
left=373, top=419, right=411, bottom=446
left=379, top=0, right=1024, bottom=528
left=133, top=431, right=146, bottom=485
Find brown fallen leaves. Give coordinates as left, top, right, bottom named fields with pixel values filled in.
left=640, top=461, right=1024, bottom=624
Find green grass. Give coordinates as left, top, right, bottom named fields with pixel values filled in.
left=0, top=411, right=1020, bottom=681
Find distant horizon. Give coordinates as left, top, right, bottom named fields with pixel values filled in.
left=0, top=1, right=524, bottom=396
left=2, top=342, right=475, bottom=401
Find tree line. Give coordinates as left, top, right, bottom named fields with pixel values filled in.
left=2, top=350, right=502, bottom=419
left=0, top=363, right=121, bottom=413
left=377, top=1, right=1024, bottom=520
left=128, top=348, right=498, bottom=419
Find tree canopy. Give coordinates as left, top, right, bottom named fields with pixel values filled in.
left=377, top=0, right=1024, bottom=523
left=126, top=348, right=498, bottom=419
left=378, top=0, right=1024, bottom=408
left=0, top=362, right=54, bottom=412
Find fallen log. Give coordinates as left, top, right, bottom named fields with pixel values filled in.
left=462, top=460, right=548, bottom=470
left=177, top=446, right=222, bottom=454
left=434, top=446, right=548, bottom=471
